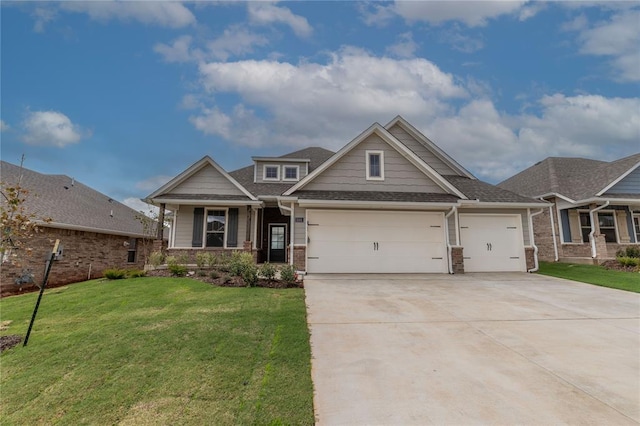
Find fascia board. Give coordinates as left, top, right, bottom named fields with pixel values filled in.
left=457, top=201, right=550, bottom=208
left=150, top=198, right=263, bottom=207
left=596, top=161, right=640, bottom=196
left=297, top=199, right=458, bottom=210
left=384, top=115, right=476, bottom=179
left=39, top=221, right=147, bottom=238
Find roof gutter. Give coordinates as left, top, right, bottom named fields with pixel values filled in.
left=527, top=208, right=545, bottom=272
left=38, top=221, right=147, bottom=239
left=444, top=206, right=457, bottom=274
left=589, top=201, right=610, bottom=258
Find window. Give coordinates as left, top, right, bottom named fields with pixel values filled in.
left=206, top=210, right=225, bottom=247
left=264, top=165, right=280, bottom=181
left=634, top=215, right=640, bottom=243
left=579, top=211, right=617, bottom=243
left=127, top=238, right=137, bottom=263
left=366, top=150, right=384, bottom=180
left=283, top=165, right=299, bottom=181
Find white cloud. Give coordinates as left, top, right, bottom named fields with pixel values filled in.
left=0, top=120, right=9, bottom=132
left=192, top=48, right=466, bottom=148
left=154, top=35, right=199, bottom=63
left=439, top=25, right=484, bottom=53
left=22, top=110, right=87, bottom=148
left=31, top=6, right=57, bottom=32
left=363, top=1, right=529, bottom=27
left=565, top=9, right=640, bottom=82
left=247, top=2, right=312, bottom=37
left=59, top=1, right=195, bottom=28
left=386, top=32, right=418, bottom=58
left=207, top=26, right=269, bottom=61
left=123, top=197, right=159, bottom=216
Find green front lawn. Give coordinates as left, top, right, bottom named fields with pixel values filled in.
left=538, top=261, right=640, bottom=293
left=0, top=278, right=313, bottom=425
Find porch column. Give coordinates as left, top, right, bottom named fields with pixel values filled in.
left=156, top=203, right=165, bottom=240
left=246, top=206, right=252, bottom=242
left=616, top=210, right=631, bottom=243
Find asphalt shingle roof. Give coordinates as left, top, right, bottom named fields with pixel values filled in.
left=443, top=175, right=546, bottom=204
left=1, top=161, right=146, bottom=236
left=498, top=153, right=640, bottom=201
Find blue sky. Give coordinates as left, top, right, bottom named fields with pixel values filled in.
left=2, top=1, right=639, bottom=212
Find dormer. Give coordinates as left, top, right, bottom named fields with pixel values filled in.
left=252, top=157, right=311, bottom=183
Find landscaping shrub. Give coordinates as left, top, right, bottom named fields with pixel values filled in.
left=168, top=264, right=188, bottom=277
left=104, top=269, right=127, bottom=280
left=242, top=263, right=259, bottom=287
left=197, top=270, right=207, bottom=277
left=617, top=257, right=640, bottom=268
left=127, top=269, right=146, bottom=278
left=148, top=251, right=164, bottom=269
left=165, top=255, right=177, bottom=267
left=210, top=271, right=220, bottom=280
left=206, top=252, right=218, bottom=268
left=176, top=253, right=190, bottom=265
left=279, top=264, right=297, bottom=284
left=621, top=246, right=640, bottom=258
left=259, top=262, right=277, bottom=281
left=229, top=252, right=254, bottom=276
left=195, top=252, right=209, bottom=268
left=217, top=252, right=231, bottom=272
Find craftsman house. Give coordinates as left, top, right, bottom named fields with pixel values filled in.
left=499, top=154, right=640, bottom=263
left=0, top=161, right=148, bottom=297
left=146, top=116, right=546, bottom=274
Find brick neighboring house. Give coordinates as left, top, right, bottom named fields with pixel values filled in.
left=1, top=161, right=149, bottom=297
left=499, top=154, right=640, bottom=264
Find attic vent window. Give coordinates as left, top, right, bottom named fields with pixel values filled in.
left=264, top=165, right=280, bottom=181
left=366, top=150, right=384, bottom=181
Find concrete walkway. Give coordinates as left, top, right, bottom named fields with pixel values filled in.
left=304, top=273, right=640, bottom=425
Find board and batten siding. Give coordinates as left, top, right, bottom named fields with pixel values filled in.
left=456, top=208, right=531, bottom=246
left=605, top=167, right=640, bottom=194
left=304, top=134, right=446, bottom=193
left=387, top=124, right=462, bottom=176
left=255, top=161, right=309, bottom=183
left=168, top=165, right=245, bottom=196
left=172, top=205, right=247, bottom=248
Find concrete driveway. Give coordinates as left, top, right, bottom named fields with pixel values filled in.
left=304, top=273, right=640, bottom=425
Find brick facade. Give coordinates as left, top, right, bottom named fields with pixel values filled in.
left=525, top=247, right=535, bottom=271
left=1, top=227, right=144, bottom=298
left=451, top=247, right=464, bottom=274
left=292, top=246, right=306, bottom=271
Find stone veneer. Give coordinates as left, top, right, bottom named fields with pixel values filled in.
left=1, top=227, right=144, bottom=298
left=451, top=247, right=464, bottom=274
left=525, top=247, right=535, bottom=271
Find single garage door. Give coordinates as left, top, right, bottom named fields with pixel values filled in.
left=459, top=214, right=526, bottom=272
left=306, top=210, right=447, bottom=273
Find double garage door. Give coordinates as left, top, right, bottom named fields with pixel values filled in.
left=307, top=210, right=448, bottom=273
left=306, top=210, right=527, bottom=274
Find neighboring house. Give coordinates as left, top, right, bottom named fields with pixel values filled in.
left=146, top=116, right=545, bottom=274
left=0, top=161, right=148, bottom=297
left=499, top=154, right=640, bottom=263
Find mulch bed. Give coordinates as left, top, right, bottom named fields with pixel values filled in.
left=1, top=335, right=22, bottom=352
left=601, top=260, right=640, bottom=273
left=145, top=268, right=303, bottom=289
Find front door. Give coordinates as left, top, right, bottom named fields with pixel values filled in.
left=269, top=224, right=286, bottom=263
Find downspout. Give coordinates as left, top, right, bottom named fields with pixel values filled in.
left=546, top=203, right=559, bottom=262
left=444, top=206, right=457, bottom=274
left=527, top=208, right=545, bottom=273
left=277, top=198, right=295, bottom=266
left=589, top=201, right=610, bottom=258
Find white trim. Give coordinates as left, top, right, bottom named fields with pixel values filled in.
left=170, top=208, right=178, bottom=249
left=263, top=164, right=281, bottom=181
left=457, top=201, right=549, bottom=208
left=150, top=198, right=263, bottom=207
left=145, top=155, right=258, bottom=202
left=384, top=115, right=476, bottom=179
left=252, top=157, right=310, bottom=163
left=284, top=123, right=468, bottom=199
left=538, top=192, right=576, bottom=204
left=365, top=150, right=385, bottom=181
left=204, top=208, right=228, bottom=249
left=596, top=161, right=640, bottom=196
left=39, top=221, right=146, bottom=238
left=297, top=199, right=458, bottom=210
left=282, top=165, right=300, bottom=182
left=633, top=214, right=640, bottom=243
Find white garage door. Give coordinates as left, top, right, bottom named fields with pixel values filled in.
left=459, top=214, right=526, bottom=272
left=306, top=210, right=448, bottom=273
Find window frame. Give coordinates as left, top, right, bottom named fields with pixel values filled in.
left=634, top=214, right=640, bottom=243
left=205, top=209, right=227, bottom=248
left=578, top=210, right=619, bottom=243
left=366, top=150, right=385, bottom=181
left=282, top=165, right=300, bottom=182
left=263, top=164, right=280, bottom=181
left=126, top=238, right=137, bottom=263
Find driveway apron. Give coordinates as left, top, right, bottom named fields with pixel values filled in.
left=304, top=273, right=640, bottom=425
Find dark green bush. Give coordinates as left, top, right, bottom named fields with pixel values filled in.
left=617, top=256, right=640, bottom=267
left=242, top=263, right=259, bottom=287
left=210, top=271, right=220, bottom=280
left=168, top=264, right=188, bottom=277
left=616, top=246, right=640, bottom=258
left=279, top=264, right=297, bottom=284
left=104, top=269, right=127, bottom=280
left=259, top=262, right=277, bottom=281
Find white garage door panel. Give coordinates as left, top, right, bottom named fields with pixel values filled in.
left=459, top=214, right=526, bottom=272
left=307, top=210, right=447, bottom=273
